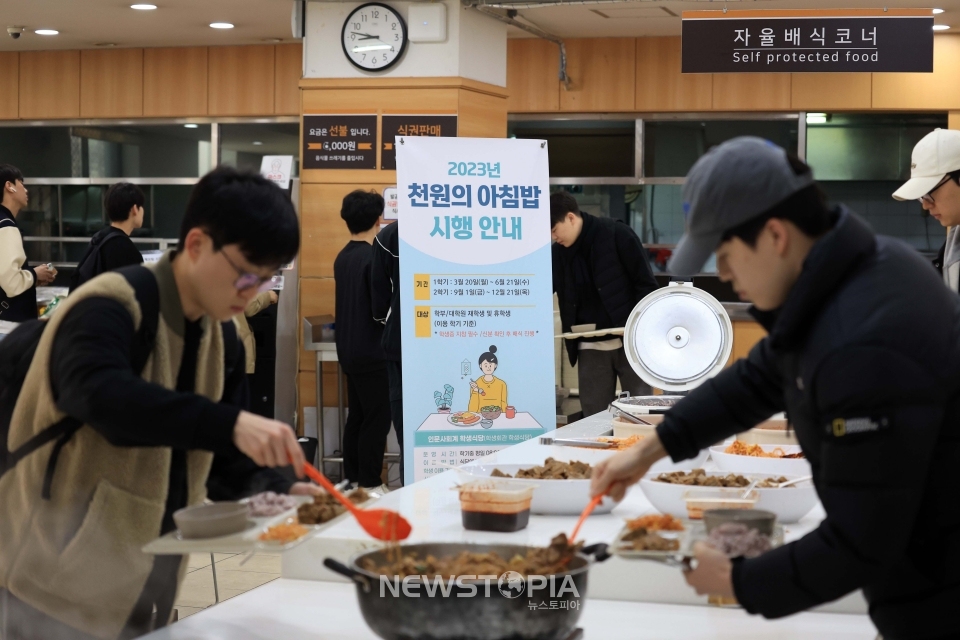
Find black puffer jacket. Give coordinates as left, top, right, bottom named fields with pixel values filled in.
left=656, top=208, right=960, bottom=640
left=552, top=213, right=658, bottom=365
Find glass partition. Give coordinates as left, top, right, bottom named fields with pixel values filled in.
left=219, top=123, right=300, bottom=175
left=510, top=119, right=635, bottom=177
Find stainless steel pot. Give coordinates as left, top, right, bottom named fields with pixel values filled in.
left=324, top=542, right=610, bottom=640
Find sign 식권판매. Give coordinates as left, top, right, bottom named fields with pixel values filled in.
left=681, top=9, right=934, bottom=73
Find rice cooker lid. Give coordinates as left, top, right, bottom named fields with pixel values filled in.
left=623, top=281, right=733, bottom=392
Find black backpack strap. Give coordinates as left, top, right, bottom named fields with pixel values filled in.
left=116, top=265, right=160, bottom=375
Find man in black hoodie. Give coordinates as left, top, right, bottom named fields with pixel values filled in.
left=592, top=137, right=960, bottom=640
left=550, top=192, right=659, bottom=416
left=69, top=182, right=146, bottom=293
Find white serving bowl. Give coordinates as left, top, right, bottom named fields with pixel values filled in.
left=457, top=463, right=617, bottom=515
left=709, top=444, right=812, bottom=477
left=639, top=471, right=817, bottom=524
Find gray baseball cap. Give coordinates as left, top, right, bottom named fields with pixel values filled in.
left=667, top=136, right=815, bottom=277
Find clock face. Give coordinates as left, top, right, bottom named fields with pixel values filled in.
left=341, top=3, right=407, bottom=72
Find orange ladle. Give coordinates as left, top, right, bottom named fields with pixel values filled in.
left=569, top=493, right=604, bottom=544
left=302, top=461, right=412, bottom=542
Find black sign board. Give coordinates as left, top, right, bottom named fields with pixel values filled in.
left=303, top=114, right=378, bottom=170
left=380, top=114, right=458, bottom=170
left=682, top=10, right=934, bottom=73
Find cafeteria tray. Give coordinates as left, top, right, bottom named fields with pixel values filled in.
left=142, top=492, right=380, bottom=555
left=612, top=521, right=785, bottom=567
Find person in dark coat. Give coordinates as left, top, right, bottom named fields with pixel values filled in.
left=591, top=137, right=960, bottom=640
left=550, top=191, right=659, bottom=416
left=69, top=182, right=146, bottom=293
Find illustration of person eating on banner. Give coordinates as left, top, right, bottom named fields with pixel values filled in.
left=468, top=345, right=508, bottom=413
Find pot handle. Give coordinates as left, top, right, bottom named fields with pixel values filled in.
left=323, top=557, right=372, bottom=593
left=580, top=542, right=611, bottom=563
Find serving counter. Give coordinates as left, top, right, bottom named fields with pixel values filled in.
left=281, top=412, right=866, bottom=615
left=143, top=579, right=875, bottom=640
left=147, top=412, right=873, bottom=639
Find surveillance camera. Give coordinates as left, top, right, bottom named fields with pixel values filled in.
left=7, top=27, right=24, bottom=40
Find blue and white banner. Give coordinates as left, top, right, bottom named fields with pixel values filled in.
left=396, top=137, right=555, bottom=484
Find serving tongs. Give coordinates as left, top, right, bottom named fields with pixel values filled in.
left=539, top=436, right=614, bottom=449
left=608, top=404, right=652, bottom=425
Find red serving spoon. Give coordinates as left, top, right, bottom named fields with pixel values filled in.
left=302, top=461, right=412, bottom=542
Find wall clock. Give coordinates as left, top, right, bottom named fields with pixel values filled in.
left=341, top=2, right=407, bottom=72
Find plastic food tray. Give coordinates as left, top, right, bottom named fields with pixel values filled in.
left=142, top=492, right=379, bottom=555
left=612, top=521, right=785, bottom=567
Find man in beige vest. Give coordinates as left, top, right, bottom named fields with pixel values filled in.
left=0, top=167, right=305, bottom=640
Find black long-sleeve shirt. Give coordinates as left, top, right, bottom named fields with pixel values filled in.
left=335, top=240, right=386, bottom=373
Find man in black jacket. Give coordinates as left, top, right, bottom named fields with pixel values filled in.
left=371, top=220, right=403, bottom=483
left=335, top=191, right=391, bottom=491
left=550, top=192, right=659, bottom=416
left=591, top=137, right=960, bottom=640
left=0, top=164, right=56, bottom=321
left=69, top=182, right=146, bottom=293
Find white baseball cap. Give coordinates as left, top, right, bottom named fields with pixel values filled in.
left=893, top=128, right=960, bottom=201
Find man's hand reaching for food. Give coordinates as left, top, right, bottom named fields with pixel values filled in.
left=590, top=434, right=669, bottom=501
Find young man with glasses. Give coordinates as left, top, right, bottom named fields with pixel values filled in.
left=893, top=128, right=960, bottom=292
left=0, top=167, right=306, bottom=640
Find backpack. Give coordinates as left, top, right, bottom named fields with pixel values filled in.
left=0, top=266, right=159, bottom=482
left=68, top=227, right=128, bottom=293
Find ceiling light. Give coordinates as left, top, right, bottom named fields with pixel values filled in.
left=352, top=44, right=392, bottom=52
left=35, top=29, right=59, bottom=35
left=806, top=113, right=828, bottom=124
left=933, top=8, right=944, bottom=14
left=184, top=123, right=198, bottom=128
left=263, top=38, right=282, bottom=43
left=933, top=24, right=951, bottom=30
left=95, top=43, right=117, bottom=47
left=131, top=3, right=157, bottom=9
left=252, top=141, right=263, bottom=146
left=210, top=22, right=234, bottom=29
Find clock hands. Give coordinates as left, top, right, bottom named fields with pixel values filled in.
left=350, top=31, right=379, bottom=40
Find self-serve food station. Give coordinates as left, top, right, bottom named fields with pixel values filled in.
left=142, top=277, right=874, bottom=640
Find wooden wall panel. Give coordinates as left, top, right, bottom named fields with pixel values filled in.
left=506, top=38, right=559, bottom=112
left=458, top=90, right=507, bottom=138
left=19, top=50, right=80, bottom=119
left=275, top=43, right=303, bottom=115
left=0, top=52, right=18, bottom=120
left=950, top=112, right=960, bottom=131
left=143, top=47, right=208, bottom=117
left=791, top=73, right=871, bottom=110
left=635, top=37, right=712, bottom=112
left=561, top=38, right=636, bottom=112
left=727, top=321, right=767, bottom=367
left=80, top=49, right=143, bottom=118
left=208, top=45, right=276, bottom=116
left=872, top=35, right=960, bottom=109
left=712, top=73, right=791, bottom=111
left=300, top=182, right=390, bottom=278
